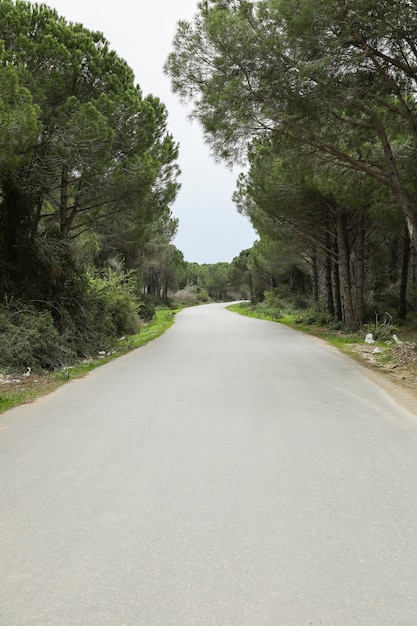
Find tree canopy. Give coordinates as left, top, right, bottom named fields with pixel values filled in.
left=0, top=0, right=185, bottom=366
left=165, top=0, right=417, bottom=328
left=0, top=0, right=180, bottom=299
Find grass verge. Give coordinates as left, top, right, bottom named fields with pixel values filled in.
left=229, top=303, right=367, bottom=350
left=228, top=303, right=417, bottom=365
left=0, top=307, right=179, bottom=415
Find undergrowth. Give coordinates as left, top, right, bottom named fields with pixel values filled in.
left=0, top=307, right=179, bottom=415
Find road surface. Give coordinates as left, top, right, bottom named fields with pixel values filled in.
left=1, top=303, right=417, bottom=625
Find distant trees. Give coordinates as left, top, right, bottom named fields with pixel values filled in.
left=165, top=0, right=417, bottom=329
left=141, top=238, right=187, bottom=299
left=183, top=252, right=290, bottom=303
left=185, top=262, right=236, bottom=301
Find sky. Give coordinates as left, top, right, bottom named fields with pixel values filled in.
left=44, top=0, right=257, bottom=264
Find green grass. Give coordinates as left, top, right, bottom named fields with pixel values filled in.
left=0, top=307, right=180, bottom=415
left=229, top=301, right=417, bottom=351
left=228, top=302, right=283, bottom=322
left=228, top=303, right=360, bottom=347
left=0, top=392, right=26, bottom=413
left=130, top=308, right=178, bottom=347
left=52, top=307, right=179, bottom=382
left=0, top=385, right=49, bottom=413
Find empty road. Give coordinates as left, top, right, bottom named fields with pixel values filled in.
left=1, top=303, right=417, bottom=625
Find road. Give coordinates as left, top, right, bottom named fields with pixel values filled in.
left=1, top=303, right=417, bottom=625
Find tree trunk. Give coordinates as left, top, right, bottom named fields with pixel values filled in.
left=325, top=254, right=334, bottom=316
left=336, top=210, right=356, bottom=330
left=411, top=246, right=417, bottom=312
left=249, top=273, right=254, bottom=303
left=60, top=164, right=69, bottom=237
left=311, top=247, right=319, bottom=303
left=324, top=223, right=335, bottom=317
left=371, top=114, right=417, bottom=253
left=353, top=213, right=365, bottom=328
left=0, top=178, right=37, bottom=296
left=332, top=233, right=343, bottom=322
left=398, top=226, right=410, bottom=320
left=412, top=247, right=417, bottom=288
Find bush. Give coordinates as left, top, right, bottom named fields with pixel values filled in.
left=363, top=322, right=398, bottom=342
left=87, top=268, right=141, bottom=338
left=295, top=308, right=334, bottom=326
left=138, top=295, right=156, bottom=321
left=257, top=307, right=283, bottom=320
left=262, top=290, right=284, bottom=309
left=262, top=289, right=310, bottom=314
left=171, top=288, right=200, bottom=305
left=54, top=268, right=142, bottom=356
left=198, top=288, right=209, bottom=303
left=0, top=303, right=73, bottom=372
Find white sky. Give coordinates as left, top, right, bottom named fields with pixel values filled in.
left=43, top=0, right=257, bottom=263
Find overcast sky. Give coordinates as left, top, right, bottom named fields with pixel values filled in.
left=44, top=0, right=257, bottom=264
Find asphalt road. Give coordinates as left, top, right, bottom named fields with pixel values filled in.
left=2, top=303, right=417, bottom=625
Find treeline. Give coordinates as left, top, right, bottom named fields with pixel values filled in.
left=4, top=0, right=417, bottom=371
left=0, top=1, right=188, bottom=371
left=166, top=0, right=417, bottom=330
left=178, top=250, right=317, bottom=306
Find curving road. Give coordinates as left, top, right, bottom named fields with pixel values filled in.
left=1, top=303, right=417, bottom=625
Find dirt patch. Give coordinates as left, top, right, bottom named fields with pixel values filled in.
left=348, top=342, right=417, bottom=416
left=0, top=372, right=60, bottom=412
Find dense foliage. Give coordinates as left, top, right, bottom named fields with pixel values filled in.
left=0, top=0, right=184, bottom=369
left=4, top=0, right=417, bottom=371
left=166, top=0, right=417, bottom=330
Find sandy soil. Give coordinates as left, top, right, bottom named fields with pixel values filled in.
left=349, top=342, right=417, bottom=417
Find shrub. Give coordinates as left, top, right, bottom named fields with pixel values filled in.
left=257, top=306, right=283, bottom=320
left=0, top=303, right=73, bottom=372
left=138, top=295, right=156, bottom=321
left=170, top=288, right=200, bottom=305
left=262, top=290, right=283, bottom=309
left=198, top=288, right=209, bottom=303
left=363, top=312, right=398, bottom=341
left=87, top=268, right=141, bottom=338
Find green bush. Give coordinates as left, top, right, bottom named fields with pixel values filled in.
left=198, top=288, right=209, bottom=303
left=257, top=307, right=283, bottom=320
left=138, top=295, right=156, bottom=321
left=87, top=268, right=141, bottom=338
left=0, top=303, right=73, bottom=372
left=262, top=290, right=283, bottom=309
left=363, top=322, right=398, bottom=342
left=292, top=306, right=335, bottom=327
left=262, top=289, right=310, bottom=314
left=49, top=268, right=142, bottom=357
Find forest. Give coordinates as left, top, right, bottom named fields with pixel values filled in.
left=166, top=0, right=417, bottom=331
left=2, top=0, right=417, bottom=373
left=0, top=0, right=186, bottom=372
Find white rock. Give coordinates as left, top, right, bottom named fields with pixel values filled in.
left=365, top=333, right=375, bottom=344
